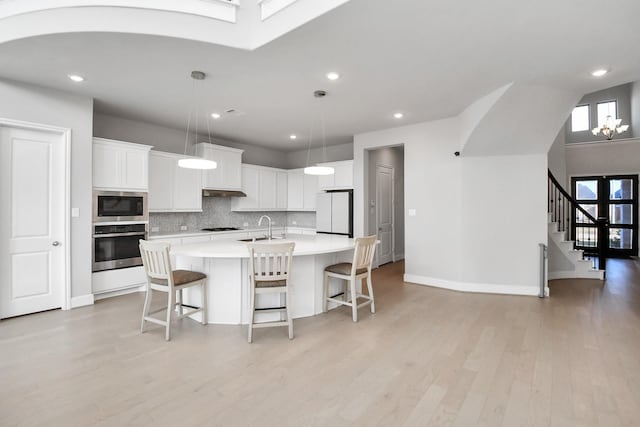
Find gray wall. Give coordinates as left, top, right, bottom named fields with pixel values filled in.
left=632, top=81, right=640, bottom=139
left=93, top=113, right=291, bottom=169
left=0, top=78, right=93, bottom=300
left=286, top=142, right=354, bottom=168
left=564, top=83, right=633, bottom=144
left=367, top=146, right=405, bottom=260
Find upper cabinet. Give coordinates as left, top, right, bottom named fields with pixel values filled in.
left=231, top=164, right=288, bottom=211
left=287, top=169, right=318, bottom=211
left=148, top=151, right=202, bottom=212
left=93, top=138, right=152, bottom=191
left=317, top=160, right=353, bottom=190
left=195, top=143, right=243, bottom=190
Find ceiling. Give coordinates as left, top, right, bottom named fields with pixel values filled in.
left=1, top=0, right=639, bottom=151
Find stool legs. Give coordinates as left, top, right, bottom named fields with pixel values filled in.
left=141, top=287, right=152, bottom=333
left=350, top=277, right=358, bottom=322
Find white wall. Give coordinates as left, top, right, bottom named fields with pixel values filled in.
left=566, top=138, right=640, bottom=177
left=0, top=78, right=93, bottom=300
left=460, top=154, right=547, bottom=288
left=548, top=131, right=567, bottom=187
left=355, top=117, right=547, bottom=295
left=355, top=118, right=463, bottom=285
left=93, top=113, right=291, bottom=168
left=367, top=146, right=404, bottom=260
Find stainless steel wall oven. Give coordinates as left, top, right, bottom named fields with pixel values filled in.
left=92, top=223, right=147, bottom=272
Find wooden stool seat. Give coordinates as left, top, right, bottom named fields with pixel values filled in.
left=247, top=241, right=295, bottom=343
left=139, top=240, right=208, bottom=341
left=323, top=235, right=377, bottom=322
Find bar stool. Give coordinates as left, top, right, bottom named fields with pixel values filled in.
left=247, top=241, right=295, bottom=343
left=139, top=240, right=207, bottom=341
left=323, top=235, right=377, bottom=322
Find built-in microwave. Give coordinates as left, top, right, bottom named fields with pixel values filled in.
left=93, top=191, right=148, bottom=223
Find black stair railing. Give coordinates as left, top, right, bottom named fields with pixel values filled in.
left=548, top=169, right=607, bottom=272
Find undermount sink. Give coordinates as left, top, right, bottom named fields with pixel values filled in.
left=237, top=236, right=284, bottom=242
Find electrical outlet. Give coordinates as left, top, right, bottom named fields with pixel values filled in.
left=151, top=226, right=160, bottom=232
left=408, top=209, right=417, bottom=217
left=180, top=225, right=188, bottom=231
left=243, top=222, right=249, bottom=227
left=292, top=221, right=297, bottom=225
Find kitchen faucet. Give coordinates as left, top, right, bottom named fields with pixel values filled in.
left=258, top=215, right=272, bottom=240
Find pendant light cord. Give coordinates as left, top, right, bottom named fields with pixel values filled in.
left=183, top=78, right=196, bottom=157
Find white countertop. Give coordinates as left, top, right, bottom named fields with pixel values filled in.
left=148, top=226, right=313, bottom=240
left=171, top=233, right=355, bottom=258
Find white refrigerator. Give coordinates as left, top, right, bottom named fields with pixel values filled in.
left=316, top=191, right=353, bottom=237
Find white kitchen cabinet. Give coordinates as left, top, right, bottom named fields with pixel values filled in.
left=92, top=266, right=146, bottom=295
left=148, top=151, right=202, bottom=212
left=259, top=169, right=277, bottom=209
left=303, top=173, right=319, bottom=210
left=276, top=171, right=288, bottom=209
left=93, top=138, right=152, bottom=191
left=287, top=169, right=318, bottom=211
left=196, top=143, right=243, bottom=190
left=317, top=160, right=353, bottom=190
left=231, top=164, right=288, bottom=211
left=231, top=166, right=259, bottom=211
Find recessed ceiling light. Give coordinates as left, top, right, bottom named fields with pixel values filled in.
left=591, top=69, right=608, bottom=77
left=68, top=74, right=85, bottom=82
left=326, top=72, right=340, bottom=81
left=289, top=134, right=297, bottom=140
left=211, top=113, right=221, bottom=119
left=393, top=112, right=404, bottom=119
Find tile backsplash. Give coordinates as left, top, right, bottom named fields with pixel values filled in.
left=150, top=197, right=316, bottom=232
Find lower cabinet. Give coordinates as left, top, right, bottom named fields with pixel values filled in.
left=92, top=266, right=146, bottom=295
left=149, top=151, right=202, bottom=212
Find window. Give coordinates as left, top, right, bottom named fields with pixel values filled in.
left=571, top=105, right=590, bottom=132
left=597, top=101, right=617, bottom=126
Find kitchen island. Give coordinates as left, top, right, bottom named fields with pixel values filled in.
left=170, top=233, right=356, bottom=325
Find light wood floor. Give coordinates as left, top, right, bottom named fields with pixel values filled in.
left=1, top=260, right=640, bottom=426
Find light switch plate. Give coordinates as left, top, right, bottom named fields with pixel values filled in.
left=71, top=207, right=79, bottom=217
left=408, top=209, right=416, bottom=216
left=180, top=225, right=187, bottom=231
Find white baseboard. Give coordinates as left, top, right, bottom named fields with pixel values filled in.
left=70, top=294, right=95, bottom=308
left=548, top=270, right=604, bottom=280
left=403, top=274, right=540, bottom=297
left=94, top=284, right=146, bottom=301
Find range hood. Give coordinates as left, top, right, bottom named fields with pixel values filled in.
left=202, top=189, right=247, bottom=197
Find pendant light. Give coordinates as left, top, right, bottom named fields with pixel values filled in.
left=178, top=71, right=218, bottom=170
left=304, top=90, right=335, bottom=176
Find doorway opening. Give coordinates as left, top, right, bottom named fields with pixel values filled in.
left=366, top=145, right=405, bottom=267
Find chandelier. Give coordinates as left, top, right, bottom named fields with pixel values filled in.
left=592, top=115, right=629, bottom=140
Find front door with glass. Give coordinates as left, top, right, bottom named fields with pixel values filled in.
left=572, top=175, right=638, bottom=258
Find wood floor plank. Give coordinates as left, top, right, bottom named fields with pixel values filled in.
left=1, top=259, right=640, bottom=426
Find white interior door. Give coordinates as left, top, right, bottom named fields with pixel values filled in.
left=0, top=125, right=67, bottom=318
left=376, top=165, right=394, bottom=265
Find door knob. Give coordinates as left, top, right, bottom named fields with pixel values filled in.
left=52, top=241, right=60, bottom=247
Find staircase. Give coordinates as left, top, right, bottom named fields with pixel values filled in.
left=547, top=170, right=605, bottom=281
left=547, top=213, right=604, bottom=280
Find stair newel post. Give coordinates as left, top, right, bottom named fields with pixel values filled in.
left=597, top=217, right=608, bottom=274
